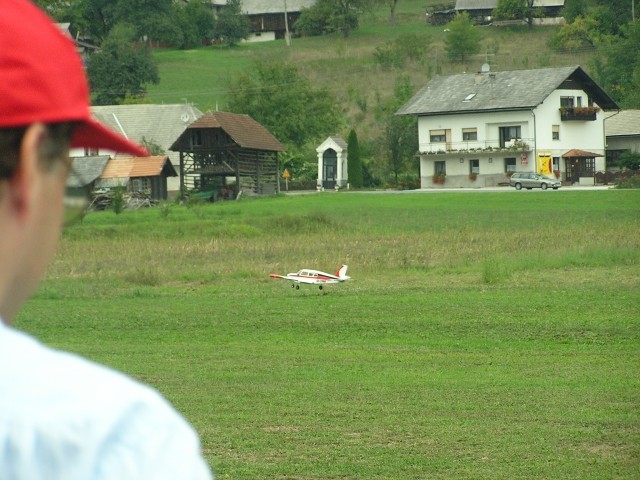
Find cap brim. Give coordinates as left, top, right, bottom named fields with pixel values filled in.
left=71, top=118, right=148, bottom=157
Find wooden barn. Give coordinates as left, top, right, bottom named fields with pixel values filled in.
left=170, top=111, right=284, bottom=199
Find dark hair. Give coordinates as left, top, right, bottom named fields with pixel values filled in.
left=0, top=122, right=75, bottom=180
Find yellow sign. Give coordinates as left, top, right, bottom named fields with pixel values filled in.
left=537, top=153, right=552, bottom=175
left=282, top=168, right=291, bottom=180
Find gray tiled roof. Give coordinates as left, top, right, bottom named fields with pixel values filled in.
left=396, top=66, right=619, bottom=116
left=605, top=110, right=640, bottom=137
left=91, top=104, right=203, bottom=154
left=330, top=136, right=348, bottom=150
left=67, top=155, right=110, bottom=187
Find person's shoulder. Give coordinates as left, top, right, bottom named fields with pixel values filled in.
left=1, top=325, right=161, bottom=411
left=0, top=325, right=213, bottom=479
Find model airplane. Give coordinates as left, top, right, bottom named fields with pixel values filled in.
left=269, top=264, right=351, bottom=290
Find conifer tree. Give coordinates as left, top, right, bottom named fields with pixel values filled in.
left=347, top=129, right=364, bottom=188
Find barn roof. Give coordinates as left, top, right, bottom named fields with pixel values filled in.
left=396, top=66, right=619, bottom=116
left=172, top=111, right=284, bottom=152
left=100, top=156, right=177, bottom=179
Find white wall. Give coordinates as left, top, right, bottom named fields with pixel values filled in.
left=534, top=89, right=606, bottom=172
left=417, top=110, right=534, bottom=153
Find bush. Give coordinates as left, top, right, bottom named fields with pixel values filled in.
left=615, top=173, right=640, bottom=189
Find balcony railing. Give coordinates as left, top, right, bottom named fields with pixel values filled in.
left=419, top=138, right=532, bottom=155
left=559, top=106, right=599, bottom=121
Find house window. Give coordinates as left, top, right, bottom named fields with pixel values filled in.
left=560, top=96, right=575, bottom=108
left=553, top=157, right=560, bottom=172
left=430, top=129, right=446, bottom=143
left=504, top=157, right=517, bottom=173
left=462, top=128, right=477, bottom=141
left=434, top=160, right=446, bottom=175
left=470, top=159, right=479, bottom=174
left=499, top=126, right=521, bottom=147
left=191, top=130, right=203, bottom=147
left=552, top=125, right=560, bottom=140
left=576, top=96, right=583, bottom=107
left=131, top=177, right=150, bottom=193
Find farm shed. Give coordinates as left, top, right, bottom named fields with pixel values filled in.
left=96, top=156, right=177, bottom=200
left=170, top=111, right=284, bottom=198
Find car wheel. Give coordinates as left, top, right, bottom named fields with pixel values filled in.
left=515, top=183, right=522, bottom=190
left=541, top=183, right=548, bottom=190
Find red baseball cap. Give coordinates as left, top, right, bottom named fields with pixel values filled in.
left=0, top=0, right=148, bottom=157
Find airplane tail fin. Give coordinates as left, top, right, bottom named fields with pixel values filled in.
left=335, top=264, right=350, bottom=280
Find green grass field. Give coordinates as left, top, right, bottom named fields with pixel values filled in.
left=17, top=190, right=640, bottom=478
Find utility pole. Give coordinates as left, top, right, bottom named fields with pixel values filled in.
left=284, top=0, right=291, bottom=46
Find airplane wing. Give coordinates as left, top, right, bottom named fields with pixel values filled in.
left=269, top=274, right=337, bottom=285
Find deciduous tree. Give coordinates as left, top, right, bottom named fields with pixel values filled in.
left=493, top=0, right=538, bottom=27
left=444, top=13, right=482, bottom=64
left=213, top=0, right=250, bottom=47
left=347, top=129, right=364, bottom=188
left=296, top=0, right=375, bottom=38
left=86, top=24, right=159, bottom=105
left=227, top=60, right=343, bottom=148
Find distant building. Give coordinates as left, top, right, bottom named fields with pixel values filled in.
left=397, top=65, right=619, bottom=188
left=605, top=110, right=640, bottom=168
left=455, top=0, right=565, bottom=25
left=69, top=104, right=203, bottom=194
left=170, top=111, right=284, bottom=197
left=316, top=136, right=348, bottom=190
left=206, top=0, right=317, bottom=42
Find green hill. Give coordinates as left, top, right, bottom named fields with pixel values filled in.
left=146, top=0, right=597, bottom=144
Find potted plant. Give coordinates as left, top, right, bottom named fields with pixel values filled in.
left=432, top=173, right=446, bottom=184
left=468, top=173, right=477, bottom=181
left=553, top=170, right=561, bottom=179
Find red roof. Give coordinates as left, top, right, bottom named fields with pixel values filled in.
left=100, top=156, right=175, bottom=179
left=562, top=149, right=604, bottom=158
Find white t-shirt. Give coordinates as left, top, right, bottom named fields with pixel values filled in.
left=0, top=319, right=213, bottom=480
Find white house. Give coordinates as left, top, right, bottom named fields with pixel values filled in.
left=396, top=66, right=620, bottom=188
left=316, top=136, right=348, bottom=190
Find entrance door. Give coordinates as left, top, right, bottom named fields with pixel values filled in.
left=323, top=149, right=337, bottom=189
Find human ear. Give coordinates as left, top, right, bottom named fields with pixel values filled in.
left=8, top=123, right=48, bottom=222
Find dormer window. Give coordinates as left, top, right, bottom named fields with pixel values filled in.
left=463, top=93, right=476, bottom=102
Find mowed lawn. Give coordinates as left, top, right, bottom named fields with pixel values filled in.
left=17, top=190, right=640, bottom=479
